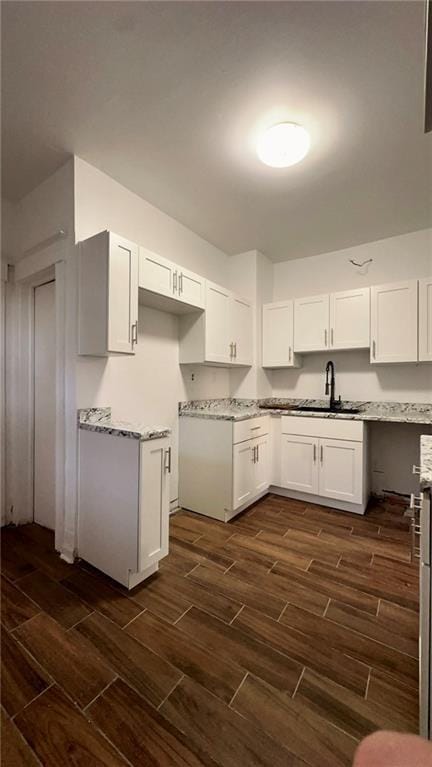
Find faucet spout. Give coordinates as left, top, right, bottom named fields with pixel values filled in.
left=325, top=360, right=337, bottom=410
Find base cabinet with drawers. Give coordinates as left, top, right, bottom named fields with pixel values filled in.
left=278, top=416, right=368, bottom=513
left=78, top=430, right=171, bottom=588
left=179, top=415, right=270, bottom=521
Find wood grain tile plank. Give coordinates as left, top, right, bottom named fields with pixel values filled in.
left=76, top=612, right=182, bottom=707
left=188, top=564, right=287, bottom=620
left=295, top=668, right=413, bottom=739
left=1, top=575, right=39, bottom=631
left=61, top=568, right=143, bottom=627
left=126, top=610, right=244, bottom=704
left=170, top=539, right=234, bottom=572
left=326, top=599, right=418, bottom=658
left=161, top=674, right=307, bottom=767
left=1, top=533, right=37, bottom=582
left=176, top=605, right=303, bottom=694
left=272, top=560, right=379, bottom=615
left=159, top=550, right=201, bottom=576
left=319, top=529, right=411, bottom=563
left=377, top=600, right=419, bottom=640
left=11, top=528, right=74, bottom=581
left=15, top=571, right=92, bottom=629
left=15, top=613, right=115, bottom=708
left=367, top=669, right=418, bottom=732
left=234, top=606, right=369, bottom=696
left=280, top=602, right=418, bottom=689
left=14, top=685, right=128, bottom=766
left=1, top=713, right=41, bottom=767
left=170, top=528, right=202, bottom=544
left=218, top=541, right=276, bottom=574
left=232, top=673, right=358, bottom=767
left=1, top=629, right=51, bottom=717
left=230, top=533, right=312, bottom=571
left=89, top=677, right=219, bottom=767
left=131, top=570, right=241, bottom=624
left=259, top=529, right=340, bottom=566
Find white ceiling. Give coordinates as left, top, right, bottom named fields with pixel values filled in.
left=2, top=1, right=431, bottom=261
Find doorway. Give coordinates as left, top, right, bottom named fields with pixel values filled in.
left=33, top=279, right=56, bottom=529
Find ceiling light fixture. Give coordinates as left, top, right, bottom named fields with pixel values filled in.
left=257, top=122, right=310, bottom=168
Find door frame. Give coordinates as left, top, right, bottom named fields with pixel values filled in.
left=5, top=238, right=76, bottom=561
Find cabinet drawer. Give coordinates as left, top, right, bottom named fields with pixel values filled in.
left=281, top=416, right=364, bottom=442
left=233, top=416, right=270, bottom=445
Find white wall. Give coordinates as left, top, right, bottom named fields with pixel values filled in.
left=74, top=157, right=232, bottom=504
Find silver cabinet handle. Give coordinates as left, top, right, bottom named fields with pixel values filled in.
left=164, top=447, right=172, bottom=473
left=251, top=445, right=256, bottom=463
left=320, top=445, right=323, bottom=464
left=234, top=342, right=237, bottom=358
left=179, top=272, right=183, bottom=294
left=131, top=322, right=138, bottom=346
left=250, top=426, right=261, bottom=431
left=256, top=444, right=259, bottom=462
left=324, top=329, right=328, bottom=346
left=288, top=346, right=292, bottom=362
left=229, top=342, right=234, bottom=359
left=372, top=340, right=376, bottom=359
left=313, top=444, right=317, bottom=463
left=412, top=465, right=421, bottom=476
left=173, top=271, right=178, bottom=294
left=331, top=328, right=334, bottom=346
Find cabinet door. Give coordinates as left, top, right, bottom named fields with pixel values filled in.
left=262, top=301, right=298, bottom=367
left=330, top=288, right=370, bottom=350
left=233, top=441, right=254, bottom=509
left=205, top=281, right=231, bottom=363
left=294, top=294, right=330, bottom=352
left=231, top=296, right=253, bottom=365
left=139, top=247, right=176, bottom=299
left=318, top=438, right=363, bottom=504
left=252, top=435, right=271, bottom=494
left=138, top=438, right=170, bottom=571
left=370, top=280, right=418, bottom=363
left=419, top=277, right=432, bottom=362
left=108, top=234, right=139, bottom=354
left=281, top=434, right=319, bottom=494
left=178, top=268, right=205, bottom=309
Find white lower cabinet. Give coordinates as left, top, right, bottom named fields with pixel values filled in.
left=78, top=430, right=171, bottom=588
left=179, top=416, right=270, bottom=522
left=279, top=416, right=367, bottom=513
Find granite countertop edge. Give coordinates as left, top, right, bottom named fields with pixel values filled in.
left=420, top=435, right=432, bottom=491
left=78, top=408, right=171, bottom=442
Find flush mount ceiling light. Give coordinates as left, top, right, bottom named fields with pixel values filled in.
left=256, top=122, right=310, bottom=167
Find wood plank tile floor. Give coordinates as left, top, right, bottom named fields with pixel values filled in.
left=1, top=494, right=419, bottom=767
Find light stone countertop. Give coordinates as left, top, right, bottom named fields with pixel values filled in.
left=78, top=408, right=171, bottom=441
left=420, top=435, right=432, bottom=491
left=179, top=398, right=432, bottom=425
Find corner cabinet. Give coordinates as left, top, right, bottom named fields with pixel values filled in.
left=370, top=280, right=418, bottom=363
left=139, top=247, right=205, bottom=312
left=78, top=430, right=171, bottom=589
left=179, top=280, right=253, bottom=367
left=262, top=301, right=301, bottom=368
left=419, top=276, right=432, bottom=362
left=179, top=415, right=270, bottom=521
left=280, top=416, right=367, bottom=513
left=78, top=231, right=139, bottom=356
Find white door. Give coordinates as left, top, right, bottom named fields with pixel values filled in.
left=370, top=280, right=418, bottom=363
left=233, top=441, right=254, bottom=509
left=108, top=234, right=139, bottom=354
left=139, top=247, right=176, bottom=299
left=419, top=277, right=432, bottom=362
left=34, top=281, right=56, bottom=530
left=231, top=296, right=253, bottom=365
left=294, top=294, right=330, bottom=352
left=318, top=438, right=362, bottom=504
left=138, top=438, right=170, bottom=570
left=252, top=435, right=271, bottom=494
left=178, top=268, right=205, bottom=309
left=330, top=288, right=370, bottom=350
left=281, top=434, right=319, bottom=494
left=262, top=301, right=298, bottom=368
left=205, top=281, right=231, bottom=363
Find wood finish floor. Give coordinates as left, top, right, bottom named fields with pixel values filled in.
left=1, top=495, right=419, bottom=767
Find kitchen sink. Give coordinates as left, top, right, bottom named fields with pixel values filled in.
left=289, top=405, right=360, bottom=414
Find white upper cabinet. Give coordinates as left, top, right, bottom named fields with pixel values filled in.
left=262, top=301, right=301, bottom=368
left=419, top=276, right=432, bottom=362
left=139, top=248, right=205, bottom=312
left=370, top=279, right=418, bottom=363
left=179, top=281, right=253, bottom=367
left=205, top=282, right=232, bottom=364
left=330, top=288, right=370, bottom=350
left=294, top=294, right=330, bottom=352
left=230, top=296, right=253, bottom=365
left=79, top=231, right=139, bottom=356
